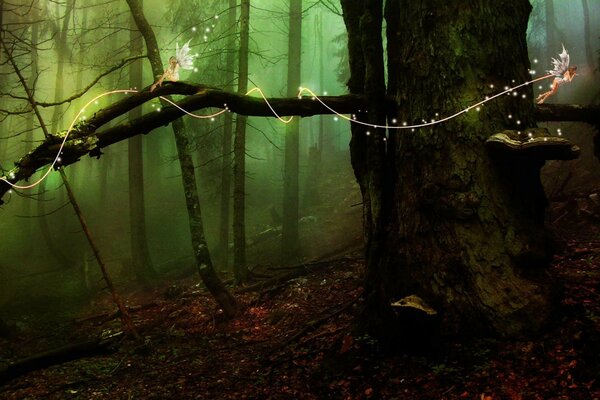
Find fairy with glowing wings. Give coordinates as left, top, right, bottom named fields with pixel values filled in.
left=150, top=40, right=196, bottom=92
left=536, top=45, right=577, bottom=104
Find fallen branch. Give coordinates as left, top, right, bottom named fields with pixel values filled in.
left=0, top=332, right=123, bottom=386
left=267, top=296, right=359, bottom=357
left=237, top=260, right=332, bottom=294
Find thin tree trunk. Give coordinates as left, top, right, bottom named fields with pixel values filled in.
left=218, top=0, right=237, bottom=271
left=125, top=0, right=237, bottom=316
left=37, top=0, right=75, bottom=269
left=282, top=0, right=302, bottom=262
left=234, top=0, right=250, bottom=282
left=128, top=2, right=155, bottom=286
left=317, top=10, right=325, bottom=157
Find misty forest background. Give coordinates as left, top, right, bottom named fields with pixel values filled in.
left=1, top=0, right=599, bottom=327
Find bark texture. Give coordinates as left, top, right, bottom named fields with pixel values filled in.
left=342, top=0, right=558, bottom=340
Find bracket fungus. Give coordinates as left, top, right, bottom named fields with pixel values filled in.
left=486, top=128, right=580, bottom=161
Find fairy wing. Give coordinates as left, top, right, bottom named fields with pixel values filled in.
left=548, top=44, right=570, bottom=77
left=176, top=40, right=196, bottom=70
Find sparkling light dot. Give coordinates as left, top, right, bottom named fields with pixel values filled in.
left=476, top=107, right=481, bottom=112
left=402, top=122, right=407, bottom=126
left=366, top=131, right=371, bottom=136
left=490, top=84, right=494, bottom=89
left=192, top=27, right=197, bottom=32
left=508, top=114, right=512, bottom=119
left=323, top=91, right=328, bottom=95
left=391, top=118, right=397, bottom=124
left=516, top=120, right=521, bottom=125
left=333, top=117, right=339, bottom=121
left=194, top=67, right=198, bottom=72
left=157, top=107, right=161, bottom=112
left=205, top=27, right=210, bottom=32
left=504, top=86, right=509, bottom=90
left=521, top=94, right=526, bottom=99
left=215, top=15, right=219, bottom=19
left=528, top=132, right=533, bottom=138
left=544, top=138, right=548, bottom=141
left=538, top=85, right=543, bottom=90
left=512, top=91, right=518, bottom=96
left=210, top=117, right=215, bottom=122
left=533, top=59, right=538, bottom=63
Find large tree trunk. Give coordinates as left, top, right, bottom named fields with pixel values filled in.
left=126, top=0, right=237, bottom=316
left=218, top=0, right=237, bottom=271
left=281, top=0, right=302, bottom=262
left=342, top=0, right=557, bottom=341
left=233, top=0, right=250, bottom=283
left=128, top=3, right=155, bottom=286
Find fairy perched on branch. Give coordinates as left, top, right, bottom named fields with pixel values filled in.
left=150, top=40, right=196, bottom=92
left=536, top=45, right=577, bottom=104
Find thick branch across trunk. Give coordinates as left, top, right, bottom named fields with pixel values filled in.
left=535, top=104, right=600, bottom=124
left=0, top=83, right=363, bottom=203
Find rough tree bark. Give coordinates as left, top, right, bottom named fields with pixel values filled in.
left=341, top=0, right=559, bottom=342
left=282, top=0, right=302, bottom=262
left=126, top=0, right=238, bottom=316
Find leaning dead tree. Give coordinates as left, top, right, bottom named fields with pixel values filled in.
left=0, top=36, right=140, bottom=340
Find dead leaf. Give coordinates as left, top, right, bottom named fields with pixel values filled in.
left=340, top=334, right=354, bottom=354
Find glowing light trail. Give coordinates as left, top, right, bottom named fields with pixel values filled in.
left=1, top=73, right=555, bottom=191
left=1, top=89, right=226, bottom=190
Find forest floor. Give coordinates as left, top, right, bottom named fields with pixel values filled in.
left=1, top=197, right=600, bottom=399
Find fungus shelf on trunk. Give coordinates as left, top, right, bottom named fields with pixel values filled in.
left=486, top=129, right=580, bottom=161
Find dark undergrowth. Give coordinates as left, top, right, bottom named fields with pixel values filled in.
left=1, top=198, right=599, bottom=399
